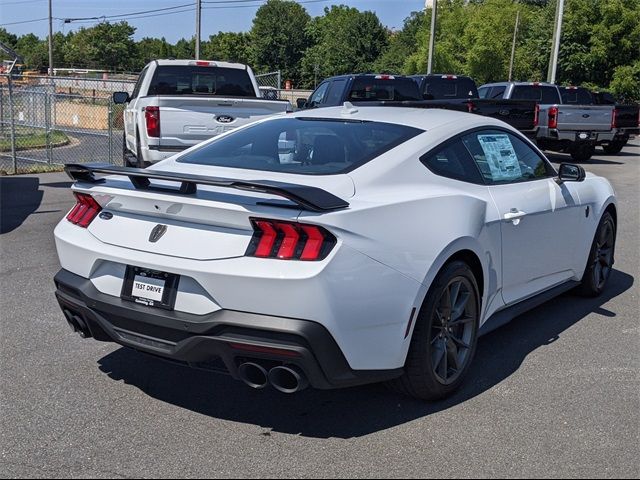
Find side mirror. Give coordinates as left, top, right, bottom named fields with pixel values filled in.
left=296, top=98, right=308, bottom=109
left=113, top=91, right=130, bottom=104
left=558, top=163, right=586, bottom=182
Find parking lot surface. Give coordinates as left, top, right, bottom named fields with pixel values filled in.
left=1, top=141, right=638, bottom=478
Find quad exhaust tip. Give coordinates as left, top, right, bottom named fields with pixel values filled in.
left=268, top=366, right=309, bottom=394
left=237, top=362, right=309, bottom=394
left=237, top=362, right=269, bottom=390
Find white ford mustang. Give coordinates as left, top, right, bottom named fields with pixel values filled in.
left=54, top=105, right=617, bottom=400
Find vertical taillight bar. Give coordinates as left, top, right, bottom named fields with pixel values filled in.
left=548, top=106, right=558, bottom=129
left=145, top=106, right=160, bottom=138
left=246, top=219, right=336, bottom=261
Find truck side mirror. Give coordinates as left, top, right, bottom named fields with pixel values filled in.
left=296, top=98, right=308, bottom=109
left=113, top=92, right=130, bottom=104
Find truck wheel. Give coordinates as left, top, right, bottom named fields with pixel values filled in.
left=387, top=261, right=480, bottom=401
left=602, top=140, right=626, bottom=155
left=578, top=212, right=616, bottom=297
left=570, top=143, right=595, bottom=162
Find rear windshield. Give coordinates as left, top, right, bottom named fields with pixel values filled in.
left=511, top=85, right=560, bottom=104
left=177, top=117, right=423, bottom=175
left=348, top=78, right=422, bottom=102
left=148, top=65, right=256, bottom=97
left=560, top=88, right=594, bottom=105
left=421, top=77, right=478, bottom=99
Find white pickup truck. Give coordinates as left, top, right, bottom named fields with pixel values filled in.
left=113, top=60, right=291, bottom=167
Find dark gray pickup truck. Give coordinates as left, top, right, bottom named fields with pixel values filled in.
left=591, top=91, right=639, bottom=154
left=298, top=74, right=538, bottom=136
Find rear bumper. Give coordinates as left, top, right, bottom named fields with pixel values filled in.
left=54, top=269, right=402, bottom=390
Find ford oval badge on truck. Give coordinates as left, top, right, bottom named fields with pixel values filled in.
left=216, top=115, right=235, bottom=124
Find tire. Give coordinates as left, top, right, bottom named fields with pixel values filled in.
left=134, top=132, right=145, bottom=168
left=578, top=211, right=616, bottom=297
left=602, top=140, right=626, bottom=155
left=569, top=143, right=595, bottom=162
left=388, top=261, right=480, bottom=401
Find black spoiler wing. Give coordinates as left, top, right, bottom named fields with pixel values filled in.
left=64, top=163, right=349, bottom=212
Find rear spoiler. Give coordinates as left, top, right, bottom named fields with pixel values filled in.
left=64, top=163, right=349, bottom=212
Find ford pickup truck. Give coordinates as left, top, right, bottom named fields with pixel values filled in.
left=298, top=74, right=537, bottom=136
left=591, top=91, right=639, bottom=154
left=113, top=60, right=291, bottom=167
left=478, top=82, right=614, bottom=161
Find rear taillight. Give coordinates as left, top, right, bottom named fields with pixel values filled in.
left=534, top=104, right=540, bottom=127
left=145, top=106, right=160, bottom=138
left=246, top=218, right=336, bottom=261
left=66, top=193, right=102, bottom=228
left=548, top=106, right=558, bottom=129
left=611, top=108, right=618, bottom=129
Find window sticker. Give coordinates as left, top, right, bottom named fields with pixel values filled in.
left=477, top=134, right=522, bottom=181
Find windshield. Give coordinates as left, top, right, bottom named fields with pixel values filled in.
left=148, top=65, right=256, bottom=97
left=177, top=117, right=423, bottom=175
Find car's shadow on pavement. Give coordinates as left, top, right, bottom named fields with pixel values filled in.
left=97, top=269, right=633, bottom=439
left=0, top=176, right=44, bottom=234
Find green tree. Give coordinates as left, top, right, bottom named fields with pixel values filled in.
left=250, top=0, right=311, bottom=85
left=301, top=5, right=388, bottom=87
left=173, top=38, right=195, bottom=59
left=202, top=32, right=251, bottom=64
left=137, top=37, right=173, bottom=68
left=609, top=60, right=640, bottom=102
left=65, top=22, right=137, bottom=71
left=374, top=11, right=425, bottom=73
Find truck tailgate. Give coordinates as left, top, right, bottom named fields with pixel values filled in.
left=153, top=96, right=290, bottom=148
left=557, top=105, right=613, bottom=132
left=469, top=99, right=537, bottom=132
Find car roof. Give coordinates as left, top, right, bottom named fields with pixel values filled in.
left=323, top=74, right=415, bottom=81
left=152, top=59, right=248, bottom=70
left=291, top=105, right=513, bottom=133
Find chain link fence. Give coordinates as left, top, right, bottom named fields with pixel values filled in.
left=0, top=72, right=312, bottom=174
left=0, top=74, right=135, bottom=174
left=255, top=70, right=312, bottom=106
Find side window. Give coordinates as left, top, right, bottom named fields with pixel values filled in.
left=308, top=82, right=330, bottom=107
left=325, top=79, right=347, bottom=105
left=489, top=86, right=506, bottom=99
left=130, top=66, right=149, bottom=99
left=421, top=140, right=483, bottom=184
left=462, top=130, right=554, bottom=184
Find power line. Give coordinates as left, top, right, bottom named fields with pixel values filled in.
left=0, top=0, right=46, bottom=5
left=203, top=0, right=336, bottom=8
left=0, top=17, right=51, bottom=26
left=63, top=2, right=196, bottom=23
left=64, top=7, right=196, bottom=25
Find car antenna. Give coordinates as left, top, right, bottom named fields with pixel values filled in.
left=342, top=102, right=359, bottom=115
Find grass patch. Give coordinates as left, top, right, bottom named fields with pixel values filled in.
left=0, top=164, right=65, bottom=175
left=0, top=128, right=70, bottom=152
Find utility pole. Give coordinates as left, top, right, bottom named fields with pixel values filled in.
left=426, top=0, right=437, bottom=74
left=548, top=0, right=565, bottom=84
left=195, top=0, right=201, bottom=59
left=48, top=0, right=54, bottom=75
left=508, top=10, right=520, bottom=81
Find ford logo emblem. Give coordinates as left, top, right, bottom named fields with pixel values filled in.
left=99, top=211, right=113, bottom=220
left=216, top=115, right=235, bottom=124
left=582, top=114, right=590, bottom=118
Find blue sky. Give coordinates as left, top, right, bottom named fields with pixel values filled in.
left=0, top=0, right=428, bottom=41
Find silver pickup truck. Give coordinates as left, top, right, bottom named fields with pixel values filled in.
left=113, top=60, right=291, bottom=167
left=478, top=82, right=614, bottom=161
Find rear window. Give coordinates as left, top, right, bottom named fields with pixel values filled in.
left=560, top=88, right=594, bottom=105
left=422, top=77, right=478, bottom=100
left=177, top=117, right=423, bottom=175
left=511, top=85, right=560, bottom=104
left=148, top=65, right=256, bottom=97
left=348, top=78, right=421, bottom=102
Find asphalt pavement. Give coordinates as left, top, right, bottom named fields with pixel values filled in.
left=0, top=141, right=638, bottom=478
